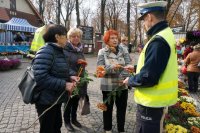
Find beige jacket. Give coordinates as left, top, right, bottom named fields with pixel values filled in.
left=184, top=50, right=200, bottom=72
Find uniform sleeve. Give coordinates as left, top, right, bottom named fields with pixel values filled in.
left=33, top=48, right=66, bottom=92
left=128, top=37, right=170, bottom=87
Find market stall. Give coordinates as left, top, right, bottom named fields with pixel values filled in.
left=0, top=17, right=37, bottom=33
left=0, top=17, right=37, bottom=45
left=0, top=17, right=37, bottom=54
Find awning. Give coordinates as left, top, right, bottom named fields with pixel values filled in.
left=0, top=17, right=37, bottom=32
left=0, top=22, right=5, bottom=31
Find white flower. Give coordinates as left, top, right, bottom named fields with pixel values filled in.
left=179, top=96, right=197, bottom=106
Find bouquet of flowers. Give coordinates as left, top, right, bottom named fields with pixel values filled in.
left=95, top=65, right=106, bottom=78
left=95, top=64, right=133, bottom=111
left=71, top=59, right=93, bottom=96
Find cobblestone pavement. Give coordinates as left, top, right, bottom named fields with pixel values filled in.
left=0, top=53, right=138, bottom=133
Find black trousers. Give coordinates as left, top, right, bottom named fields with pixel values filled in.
left=102, top=89, right=128, bottom=132
left=187, top=72, right=199, bottom=92
left=35, top=103, right=62, bottom=133
left=63, top=95, right=80, bottom=123
left=135, top=104, right=166, bottom=133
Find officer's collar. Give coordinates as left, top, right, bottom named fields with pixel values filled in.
left=146, top=21, right=168, bottom=37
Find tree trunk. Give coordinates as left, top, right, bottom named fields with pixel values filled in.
left=39, top=0, right=45, bottom=18
left=101, top=0, right=106, bottom=35
left=56, top=0, right=61, bottom=24
left=199, top=2, right=200, bottom=29
left=127, top=0, right=130, bottom=44
left=76, top=0, right=80, bottom=27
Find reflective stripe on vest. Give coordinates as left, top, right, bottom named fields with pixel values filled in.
left=134, top=27, right=178, bottom=107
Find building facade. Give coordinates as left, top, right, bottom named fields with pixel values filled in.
left=0, top=0, right=44, bottom=26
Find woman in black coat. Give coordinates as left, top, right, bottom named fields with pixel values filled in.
left=63, top=27, right=88, bottom=132
left=32, top=24, right=79, bottom=133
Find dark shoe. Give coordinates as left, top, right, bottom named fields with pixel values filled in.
left=72, top=120, right=82, bottom=128
left=65, top=123, right=75, bottom=132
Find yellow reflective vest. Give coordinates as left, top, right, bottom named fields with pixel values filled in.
left=30, top=25, right=46, bottom=52
left=135, top=27, right=178, bottom=107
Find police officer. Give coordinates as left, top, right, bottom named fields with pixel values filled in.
left=29, top=21, right=54, bottom=57
left=123, top=1, right=178, bottom=133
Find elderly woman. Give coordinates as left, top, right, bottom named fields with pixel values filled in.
left=120, top=36, right=129, bottom=51
left=63, top=27, right=87, bottom=132
left=32, top=24, right=78, bottom=133
left=97, top=29, right=131, bottom=133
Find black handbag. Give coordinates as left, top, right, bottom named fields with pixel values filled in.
left=18, top=65, right=39, bottom=104
left=18, top=53, right=54, bottom=104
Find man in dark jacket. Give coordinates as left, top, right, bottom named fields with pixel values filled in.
left=123, top=1, right=178, bottom=133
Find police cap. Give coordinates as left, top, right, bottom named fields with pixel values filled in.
left=138, top=1, right=167, bottom=20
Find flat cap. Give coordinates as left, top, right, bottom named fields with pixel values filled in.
left=138, top=1, right=167, bottom=20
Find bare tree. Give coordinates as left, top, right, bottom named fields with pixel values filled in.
left=45, top=0, right=55, bottom=23
left=81, top=8, right=91, bottom=26
left=31, top=0, right=46, bottom=18
left=91, top=6, right=101, bottom=33
left=105, top=0, right=125, bottom=30
left=127, top=0, right=130, bottom=43
left=39, top=0, right=45, bottom=18
left=167, top=0, right=183, bottom=26
left=55, top=0, right=64, bottom=24
left=76, top=0, right=81, bottom=27
left=198, top=1, right=200, bottom=30
left=61, top=0, right=75, bottom=30
left=101, top=0, right=106, bottom=34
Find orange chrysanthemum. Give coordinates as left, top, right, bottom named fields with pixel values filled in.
left=191, top=126, right=200, bottom=133
left=96, top=66, right=106, bottom=78
left=125, top=67, right=134, bottom=73
left=109, top=46, right=116, bottom=53
left=77, top=59, right=87, bottom=67
left=97, top=103, right=107, bottom=111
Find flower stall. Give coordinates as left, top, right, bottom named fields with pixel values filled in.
left=164, top=81, right=200, bottom=133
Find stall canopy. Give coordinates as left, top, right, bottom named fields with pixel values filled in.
left=0, top=22, right=4, bottom=30
left=0, top=17, right=37, bottom=32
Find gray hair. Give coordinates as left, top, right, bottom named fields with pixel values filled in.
left=67, top=28, right=83, bottom=39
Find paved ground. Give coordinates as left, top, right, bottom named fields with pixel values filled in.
left=0, top=53, right=199, bottom=133
left=0, top=53, right=138, bottom=133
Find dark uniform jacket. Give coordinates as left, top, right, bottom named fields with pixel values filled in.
left=128, top=21, right=171, bottom=87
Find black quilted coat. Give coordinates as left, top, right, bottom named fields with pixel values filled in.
left=33, top=43, right=70, bottom=105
